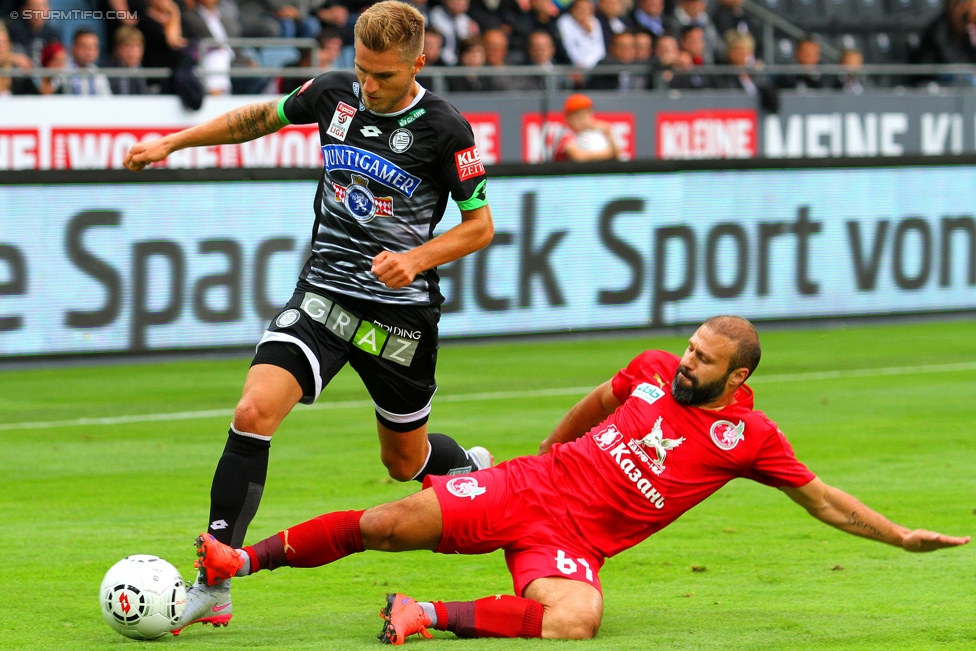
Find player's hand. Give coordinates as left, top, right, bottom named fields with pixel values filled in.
left=123, top=138, right=172, bottom=171
left=371, top=250, right=419, bottom=289
left=901, top=529, right=970, bottom=552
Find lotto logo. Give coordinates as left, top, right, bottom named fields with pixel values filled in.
left=455, top=146, right=484, bottom=181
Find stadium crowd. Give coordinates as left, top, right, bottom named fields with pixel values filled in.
left=2, top=0, right=975, bottom=98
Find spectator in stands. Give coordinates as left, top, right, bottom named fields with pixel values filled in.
left=832, top=47, right=871, bottom=94
left=429, top=0, right=480, bottom=66
left=183, top=0, right=241, bottom=95
left=634, top=27, right=652, bottom=62
left=551, top=92, right=620, bottom=161
left=0, top=21, right=35, bottom=94
left=665, top=0, right=720, bottom=63
left=521, top=28, right=564, bottom=89
left=7, top=0, right=60, bottom=67
left=596, top=0, right=633, bottom=48
left=140, top=0, right=188, bottom=71
left=776, top=34, right=826, bottom=90
left=669, top=24, right=714, bottom=88
left=711, top=0, right=762, bottom=60
left=239, top=0, right=321, bottom=38
left=416, top=26, right=447, bottom=89
left=557, top=0, right=607, bottom=69
left=509, top=0, right=570, bottom=64
left=35, top=40, right=67, bottom=94
left=586, top=29, right=646, bottom=89
left=316, top=0, right=350, bottom=37
left=278, top=24, right=342, bottom=93
left=649, top=31, right=686, bottom=88
left=66, top=28, right=112, bottom=95
left=109, top=25, right=150, bottom=95
left=631, top=0, right=665, bottom=38
left=483, top=28, right=538, bottom=89
left=914, top=0, right=976, bottom=83
left=469, top=0, right=525, bottom=34
left=717, top=30, right=778, bottom=110
left=447, top=35, right=491, bottom=91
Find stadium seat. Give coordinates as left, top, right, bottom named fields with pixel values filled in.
left=887, top=0, right=943, bottom=28
left=787, top=0, right=827, bottom=29
left=774, top=36, right=795, bottom=63
left=833, top=32, right=867, bottom=57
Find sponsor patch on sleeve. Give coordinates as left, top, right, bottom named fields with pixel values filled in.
left=455, top=145, right=484, bottom=181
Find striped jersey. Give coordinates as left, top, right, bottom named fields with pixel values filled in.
left=280, top=71, right=488, bottom=306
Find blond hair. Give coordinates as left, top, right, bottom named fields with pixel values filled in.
left=724, top=30, right=754, bottom=52
left=354, top=1, right=425, bottom=60
left=114, top=25, right=145, bottom=48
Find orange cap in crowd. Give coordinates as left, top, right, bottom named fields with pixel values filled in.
left=564, top=93, right=593, bottom=114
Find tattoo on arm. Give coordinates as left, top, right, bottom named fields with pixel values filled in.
left=846, top=511, right=884, bottom=539
left=226, top=100, right=282, bottom=144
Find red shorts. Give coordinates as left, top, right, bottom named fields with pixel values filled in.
left=424, top=455, right=604, bottom=596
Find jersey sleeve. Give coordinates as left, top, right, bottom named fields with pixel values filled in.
left=437, top=110, right=489, bottom=212
left=745, top=419, right=817, bottom=488
left=610, top=351, right=647, bottom=403
left=279, top=74, right=330, bottom=125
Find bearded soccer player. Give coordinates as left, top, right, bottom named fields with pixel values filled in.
left=123, top=0, right=496, bottom=634
left=188, top=316, right=969, bottom=643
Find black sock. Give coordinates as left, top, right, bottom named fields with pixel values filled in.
left=207, top=429, right=271, bottom=547
left=413, top=432, right=472, bottom=482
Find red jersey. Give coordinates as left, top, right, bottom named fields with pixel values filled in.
left=549, top=350, right=815, bottom=558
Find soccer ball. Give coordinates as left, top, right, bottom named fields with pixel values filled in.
left=99, top=555, right=187, bottom=640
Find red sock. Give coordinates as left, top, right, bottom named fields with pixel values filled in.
left=433, top=596, right=544, bottom=638
left=245, top=510, right=365, bottom=571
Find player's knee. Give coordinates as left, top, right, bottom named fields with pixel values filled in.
left=380, top=450, right=423, bottom=482
left=359, top=505, right=400, bottom=550
left=544, top=603, right=602, bottom=640
left=233, top=397, right=277, bottom=435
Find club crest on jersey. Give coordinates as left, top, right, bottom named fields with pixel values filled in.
left=636, top=416, right=684, bottom=474
left=445, top=476, right=486, bottom=500
left=455, top=145, right=484, bottom=181
left=327, top=102, right=358, bottom=141
left=710, top=420, right=745, bottom=450
left=332, top=174, right=393, bottom=223
left=593, top=424, right=623, bottom=451
left=632, top=383, right=665, bottom=406
left=389, top=128, right=413, bottom=153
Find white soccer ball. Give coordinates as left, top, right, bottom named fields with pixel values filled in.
left=99, top=555, right=187, bottom=640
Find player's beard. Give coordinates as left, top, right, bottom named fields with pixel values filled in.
left=671, top=366, right=729, bottom=406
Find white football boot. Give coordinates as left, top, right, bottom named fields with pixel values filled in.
left=170, top=576, right=232, bottom=635
left=467, top=446, right=494, bottom=471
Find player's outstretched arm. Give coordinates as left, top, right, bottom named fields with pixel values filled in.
left=781, top=477, right=970, bottom=552
left=123, top=99, right=287, bottom=171
left=538, top=380, right=621, bottom=455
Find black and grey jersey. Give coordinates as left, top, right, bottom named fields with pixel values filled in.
left=279, top=71, right=489, bottom=306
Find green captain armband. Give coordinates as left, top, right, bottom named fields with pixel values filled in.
left=456, top=179, right=488, bottom=211
left=277, top=88, right=299, bottom=126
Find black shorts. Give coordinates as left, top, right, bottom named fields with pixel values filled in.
left=255, top=284, right=440, bottom=430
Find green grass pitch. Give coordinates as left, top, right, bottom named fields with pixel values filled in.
left=1, top=319, right=974, bottom=651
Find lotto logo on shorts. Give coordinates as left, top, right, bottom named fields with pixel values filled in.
left=445, top=476, right=486, bottom=500
left=454, top=146, right=484, bottom=181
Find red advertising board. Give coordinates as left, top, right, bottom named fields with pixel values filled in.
left=656, top=109, right=757, bottom=159
left=49, top=125, right=322, bottom=169
left=462, top=112, right=501, bottom=165
left=0, top=129, right=41, bottom=170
